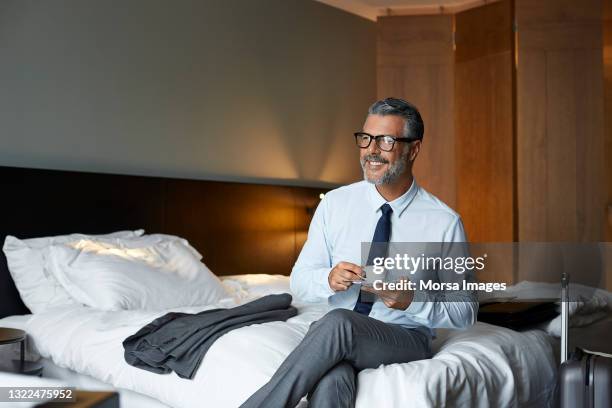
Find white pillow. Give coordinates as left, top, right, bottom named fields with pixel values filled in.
left=43, top=235, right=228, bottom=311
left=2, top=230, right=144, bottom=313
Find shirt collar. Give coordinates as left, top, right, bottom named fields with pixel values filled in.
left=367, top=179, right=419, bottom=217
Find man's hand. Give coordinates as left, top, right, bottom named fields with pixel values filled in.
left=328, top=262, right=364, bottom=292
left=361, top=279, right=414, bottom=310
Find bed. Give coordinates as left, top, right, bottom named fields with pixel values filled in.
left=0, top=274, right=562, bottom=408
left=0, top=166, right=570, bottom=408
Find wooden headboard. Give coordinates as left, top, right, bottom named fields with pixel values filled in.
left=0, top=166, right=329, bottom=317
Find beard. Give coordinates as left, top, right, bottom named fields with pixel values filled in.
left=360, top=153, right=408, bottom=185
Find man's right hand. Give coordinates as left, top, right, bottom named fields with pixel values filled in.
left=328, top=262, right=364, bottom=292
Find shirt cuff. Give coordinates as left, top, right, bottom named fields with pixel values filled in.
left=404, top=288, right=430, bottom=315
left=316, top=267, right=336, bottom=297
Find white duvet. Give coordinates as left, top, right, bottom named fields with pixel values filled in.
left=25, top=276, right=558, bottom=408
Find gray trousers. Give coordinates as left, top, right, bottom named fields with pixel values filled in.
left=240, top=308, right=431, bottom=408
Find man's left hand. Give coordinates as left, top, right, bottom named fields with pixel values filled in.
left=361, top=281, right=414, bottom=310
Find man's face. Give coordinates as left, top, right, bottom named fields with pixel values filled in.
left=360, top=114, right=411, bottom=186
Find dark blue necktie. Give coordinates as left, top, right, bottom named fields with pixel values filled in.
left=353, top=203, right=393, bottom=315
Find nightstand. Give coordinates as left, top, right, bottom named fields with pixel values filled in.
left=0, top=327, right=43, bottom=376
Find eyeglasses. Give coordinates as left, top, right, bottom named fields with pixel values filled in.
left=354, top=132, right=415, bottom=152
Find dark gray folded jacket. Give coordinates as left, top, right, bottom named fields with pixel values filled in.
left=123, top=293, right=297, bottom=379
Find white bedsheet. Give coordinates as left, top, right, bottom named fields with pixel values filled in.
left=0, top=315, right=169, bottom=408
left=358, top=324, right=556, bottom=407
left=20, top=275, right=558, bottom=408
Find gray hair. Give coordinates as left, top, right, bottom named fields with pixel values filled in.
left=368, top=97, right=424, bottom=141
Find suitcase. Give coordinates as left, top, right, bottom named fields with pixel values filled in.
left=558, top=273, right=612, bottom=408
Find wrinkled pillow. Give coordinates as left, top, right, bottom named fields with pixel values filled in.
left=44, top=235, right=228, bottom=311
left=3, top=230, right=144, bottom=313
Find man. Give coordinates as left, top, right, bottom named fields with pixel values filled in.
left=240, top=98, right=478, bottom=408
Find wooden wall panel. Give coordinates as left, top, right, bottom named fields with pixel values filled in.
left=377, top=0, right=609, bottom=287
left=516, top=0, right=606, bottom=244
left=604, top=0, right=612, bottom=290
left=377, top=15, right=456, bottom=208
left=516, top=49, right=547, bottom=242
left=516, top=0, right=607, bottom=286
left=455, top=0, right=515, bottom=246
left=165, top=181, right=296, bottom=277
left=454, top=0, right=514, bottom=63
left=164, top=181, right=325, bottom=277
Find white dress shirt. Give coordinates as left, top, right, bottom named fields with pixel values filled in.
left=290, top=179, right=478, bottom=334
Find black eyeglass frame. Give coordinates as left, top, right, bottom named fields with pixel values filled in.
left=353, top=132, right=418, bottom=152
